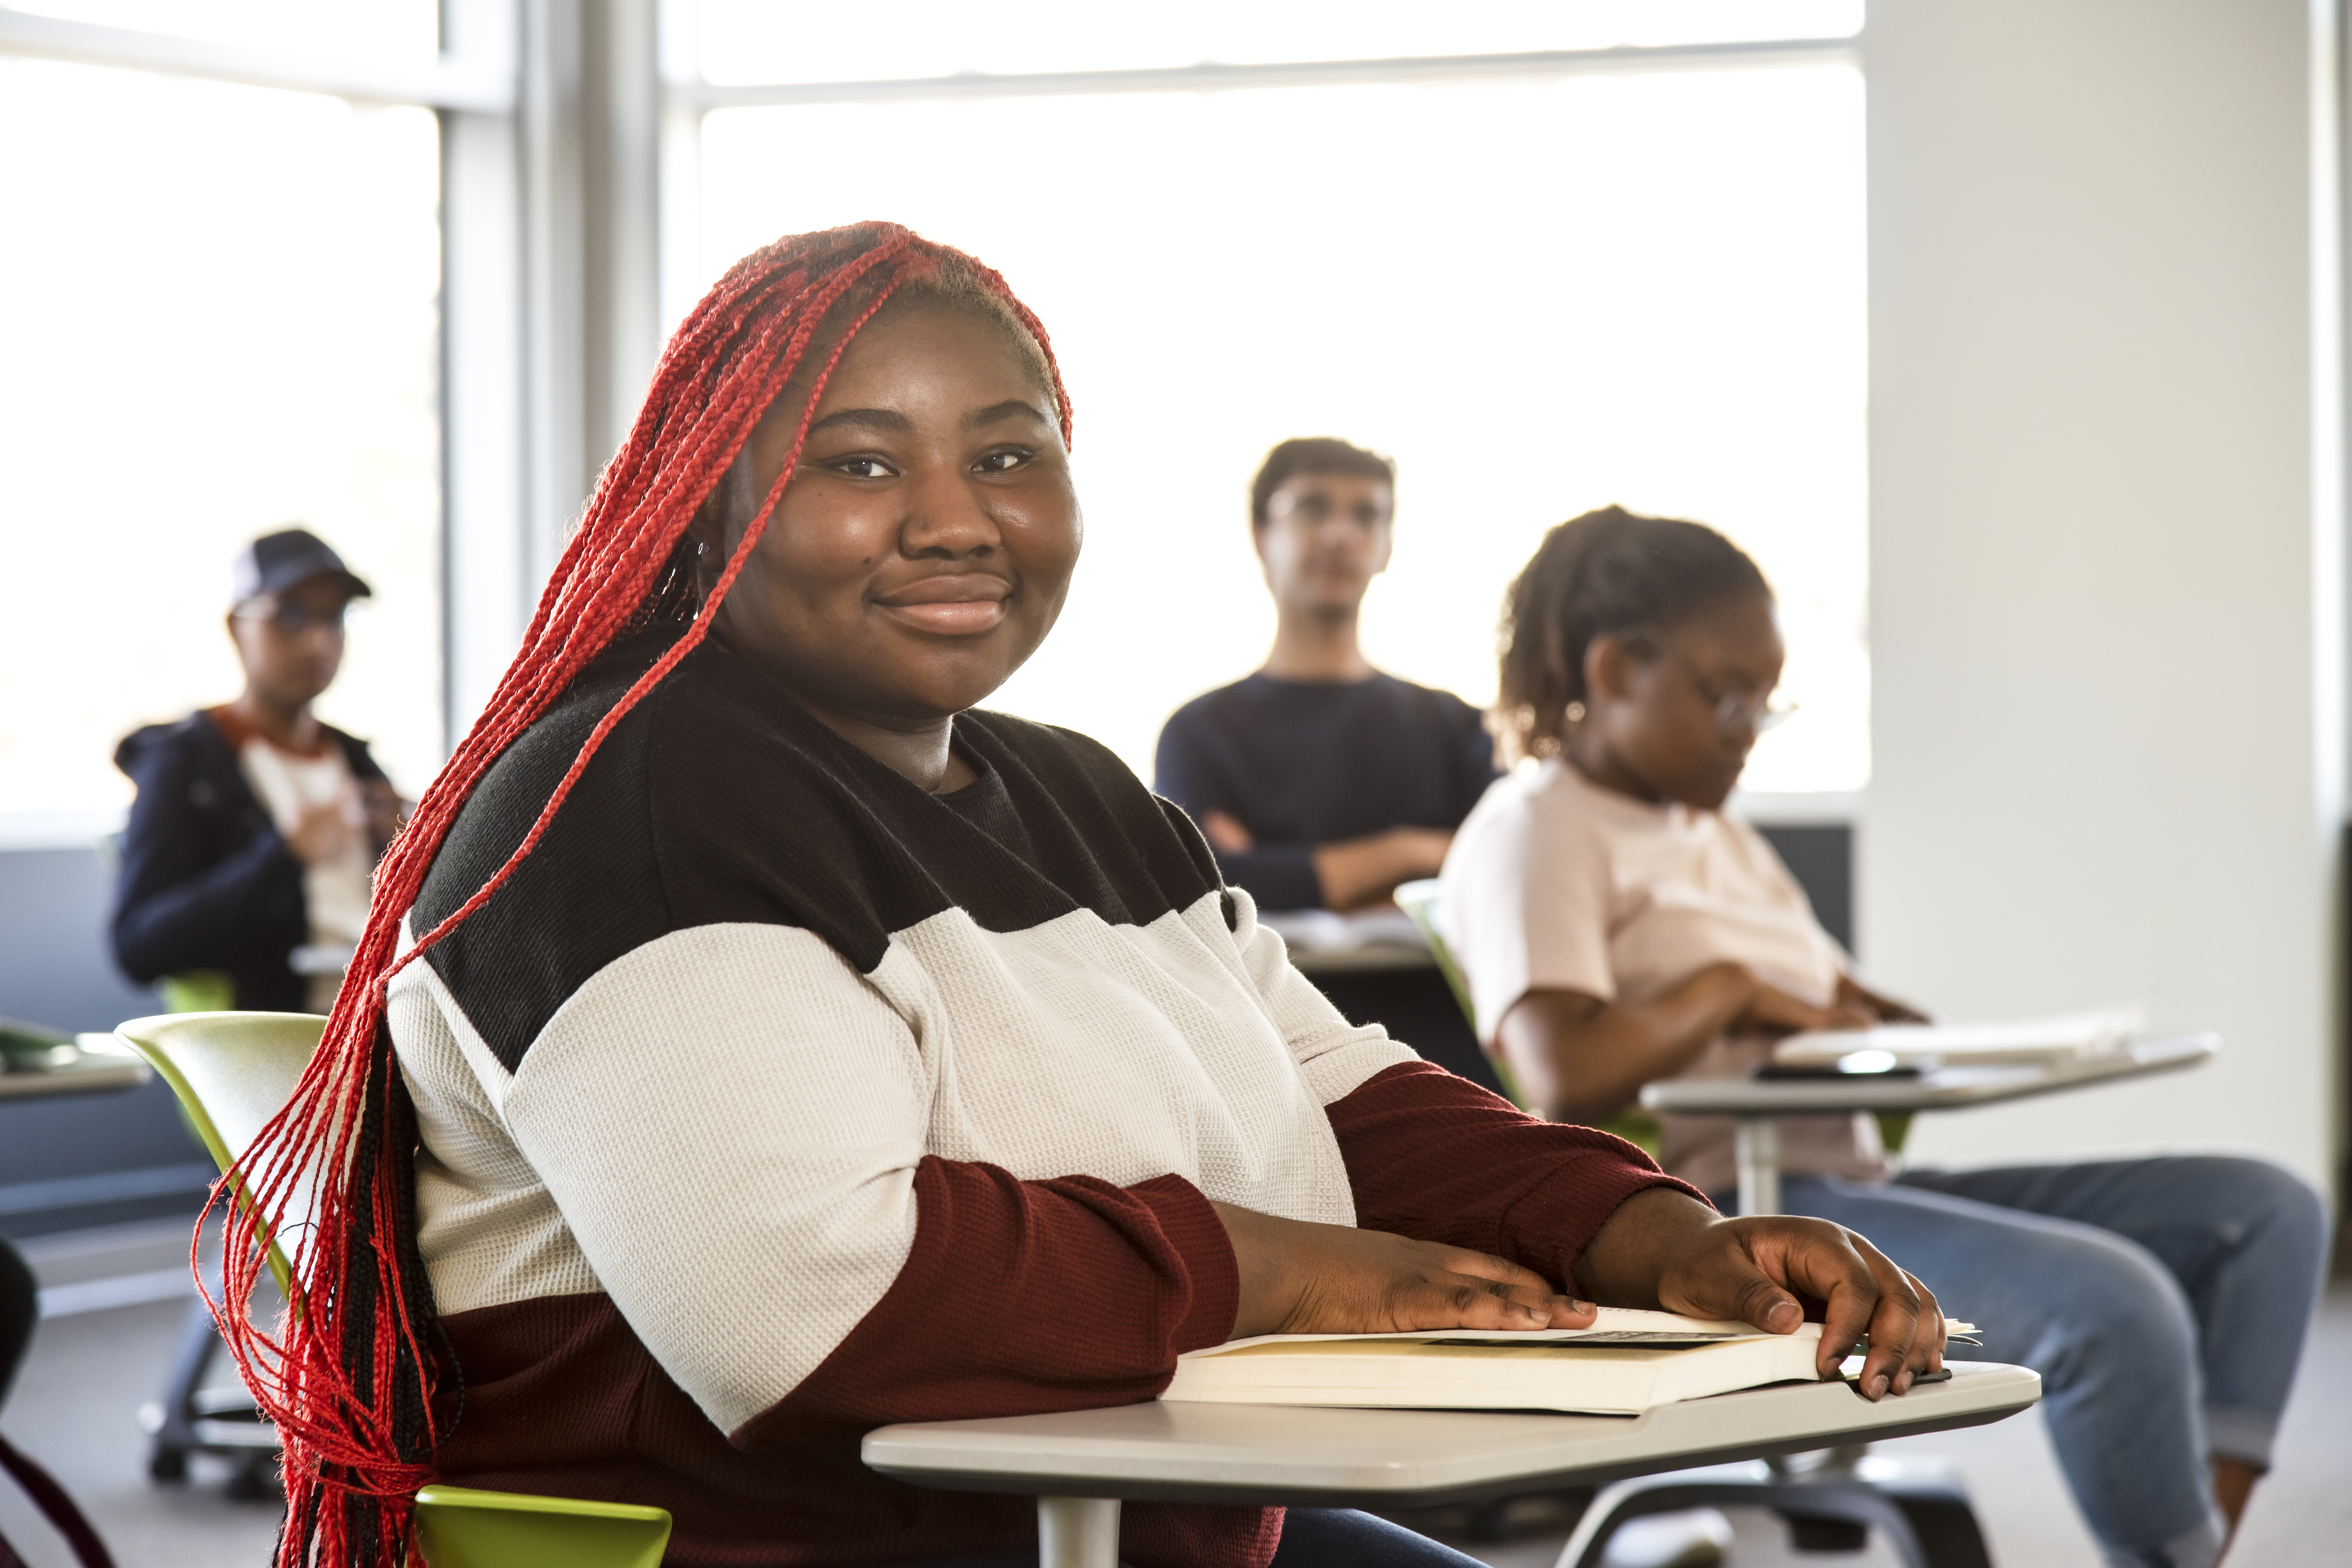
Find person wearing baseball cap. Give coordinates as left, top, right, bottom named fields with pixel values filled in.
left=110, top=527, right=408, bottom=1013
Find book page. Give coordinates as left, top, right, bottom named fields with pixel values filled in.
left=1189, top=1308, right=1979, bottom=1359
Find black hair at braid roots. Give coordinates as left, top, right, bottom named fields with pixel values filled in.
left=1495, top=505, right=1771, bottom=763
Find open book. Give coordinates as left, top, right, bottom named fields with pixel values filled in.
left=1159, top=1308, right=1977, bottom=1417
left=1772, top=1007, right=2144, bottom=1070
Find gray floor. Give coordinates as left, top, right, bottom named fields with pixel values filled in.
left=0, top=1225, right=2346, bottom=1567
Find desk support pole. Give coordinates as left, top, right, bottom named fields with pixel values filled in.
left=1735, top=1118, right=1781, bottom=1217
left=1038, top=1496, right=1120, bottom=1568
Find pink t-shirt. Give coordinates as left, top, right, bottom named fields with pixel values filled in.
left=1439, top=759, right=1886, bottom=1196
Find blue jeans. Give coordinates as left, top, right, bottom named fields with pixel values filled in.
left=1737, top=1158, right=2328, bottom=1568
left=880, top=1507, right=1482, bottom=1567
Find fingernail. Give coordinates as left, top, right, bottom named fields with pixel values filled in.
left=1570, top=1299, right=1596, bottom=1314
left=1894, top=1371, right=1912, bottom=1395
left=1868, top=1373, right=1890, bottom=1399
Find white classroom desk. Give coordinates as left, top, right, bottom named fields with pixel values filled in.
left=864, top=1362, right=2040, bottom=1568
left=1640, top=1033, right=2218, bottom=1217
left=0, top=1034, right=151, bottom=1101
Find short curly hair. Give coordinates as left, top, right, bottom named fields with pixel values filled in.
left=1494, top=505, right=1771, bottom=763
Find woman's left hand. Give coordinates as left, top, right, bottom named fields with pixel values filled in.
left=1836, top=974, right=1929, bottom=1025
left=1574, top=1188, right=1945, bottom=1399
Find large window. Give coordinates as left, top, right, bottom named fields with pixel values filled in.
left=677, top=4, right=1869, bottom=793
left=0, top=47, right=444, bottom=825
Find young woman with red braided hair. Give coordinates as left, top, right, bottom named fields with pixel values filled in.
left=212, top=222, right=1947, bottom=1568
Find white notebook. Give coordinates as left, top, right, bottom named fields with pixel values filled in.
left=1160, top=1308, right=1975, bottom=1417
left=1773, top=1007, right=2143, bottom=1069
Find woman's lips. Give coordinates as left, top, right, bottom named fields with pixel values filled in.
left=876, top=575, right=1011, bottom=635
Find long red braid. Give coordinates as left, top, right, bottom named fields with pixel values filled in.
left=201, top=222, right=1073, bottom=1567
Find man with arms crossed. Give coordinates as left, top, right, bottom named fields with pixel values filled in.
left=1156, top=438, right=1500, bottom=1088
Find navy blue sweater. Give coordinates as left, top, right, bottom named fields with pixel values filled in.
left=1153, top=673, right=1499, bottom=911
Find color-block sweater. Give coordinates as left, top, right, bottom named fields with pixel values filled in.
left=387, top=625, right=1693, bottom=1568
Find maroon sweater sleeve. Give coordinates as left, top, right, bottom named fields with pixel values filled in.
left=736, top=1155, right=1237, bottom=1446
left=1327, top=1060, right=1710, bottom=1287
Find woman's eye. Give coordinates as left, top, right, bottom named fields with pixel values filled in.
left=974, top=448, right=1032, bottom=474
left=832, top=457, right=893, bottom=479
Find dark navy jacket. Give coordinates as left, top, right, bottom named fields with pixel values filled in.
left=110, top=713, right=387, bottom=1011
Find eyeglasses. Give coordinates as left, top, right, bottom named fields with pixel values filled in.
left=1663, top=646, right=1797, bottom=735
left=1265, top=491, right=1392, bottom=529
left=234, top=600, right=348, bottom=635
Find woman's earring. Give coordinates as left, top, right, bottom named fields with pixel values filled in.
left=1564, top=700, right=1587, bottom=725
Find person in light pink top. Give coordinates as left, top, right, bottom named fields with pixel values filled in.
left=1440, top=506, right=2326, bottom=1568
left=1444, top=752, right=1891, bottom=1197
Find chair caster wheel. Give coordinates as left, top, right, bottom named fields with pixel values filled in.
left=147, top=1444, right=188, bottom=1484
left=225, top=1454, right=280, bottom=1502
left=1788, top=1513, right=1871, bottom=1552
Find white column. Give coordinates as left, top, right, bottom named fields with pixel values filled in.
left=440, top=0, right=528, bottom=747
left=1861, top=0, right=2344, bottom=1193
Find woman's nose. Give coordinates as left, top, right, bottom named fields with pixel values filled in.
left=901, top=465, right=1004, bottom=556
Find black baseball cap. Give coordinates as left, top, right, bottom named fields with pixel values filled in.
left=230, top=528, right=372, bottom=609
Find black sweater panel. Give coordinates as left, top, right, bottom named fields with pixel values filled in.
left=414, top=626, right=1229, bottom=1075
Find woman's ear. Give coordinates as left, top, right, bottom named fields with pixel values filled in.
left=1584, top=633, right=1635, bottom=706
left=684, top=477, right=737, bottom=602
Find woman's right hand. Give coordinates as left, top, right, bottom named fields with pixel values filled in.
left=1210, top=1201, right=1597, bottom=1339
left=285, top=798, right=357, bottom=867
left=1693, top=959, right=1872, bottom=1044
left=1729, top=968, right=1874, bottom=1036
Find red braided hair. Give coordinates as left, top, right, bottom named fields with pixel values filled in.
left=200, top=222, right=1072, bottom=1567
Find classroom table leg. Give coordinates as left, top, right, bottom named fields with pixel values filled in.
left=1037, top=1495, right=1120, bottom=1568
left=1735, top=1117, right=1781, bottom=1217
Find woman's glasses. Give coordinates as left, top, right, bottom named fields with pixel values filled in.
left=1664, top=646, right=1797, bottom=735
left=1265, top=491, right=1392, bottom=529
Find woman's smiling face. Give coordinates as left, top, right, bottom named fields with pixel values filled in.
left=692, top=299, right=1081, bottom=735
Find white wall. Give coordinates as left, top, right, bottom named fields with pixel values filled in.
left=1861, top=0, right=2342, bottom=1192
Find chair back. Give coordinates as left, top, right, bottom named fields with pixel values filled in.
left=113, top=1014, right=677, bottom=1566
left=1393, top=880, right=1527, bottom=1108
left=413, top=1486, right=672, bottom=1568
left=114, top=1012, right=324, bottom=1298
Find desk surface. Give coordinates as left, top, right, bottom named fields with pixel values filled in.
left=863, top=1361, right=2039, bottom=1508
left=0, top=1035, right=152, bottom=1101
left=1640, top=1033, right=2216, bottom=1118
left=1263, top=909, right=1437, bottom=977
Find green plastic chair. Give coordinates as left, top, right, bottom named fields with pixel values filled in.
left=115, top=1012, right=673, bottom=1568
left=1392, top=879, right=1666, bottom=1157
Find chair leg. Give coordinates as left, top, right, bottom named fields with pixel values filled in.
left=0, top=1433, right=117, bottom=1568
left=1873, top=1477, right=1993, bottom=1568
left=1554, top=1469, right=1935, bottom=1568
left=143, top=1298, right=220, bottom=1484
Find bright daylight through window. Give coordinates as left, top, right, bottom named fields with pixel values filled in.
left=0, top=34, right=444, bottom=828
left=679, top=0, right=1869, bottom=794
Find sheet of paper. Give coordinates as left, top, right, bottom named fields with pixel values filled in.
left=1774, top=1007, right=2144, bottom=1067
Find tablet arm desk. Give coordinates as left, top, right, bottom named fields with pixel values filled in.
left=1640, top=1033, right=2219, bottom=1217
left=864, top=1363, right=2040, bottom=1568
